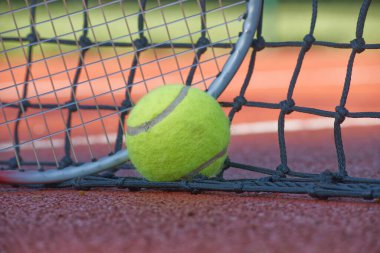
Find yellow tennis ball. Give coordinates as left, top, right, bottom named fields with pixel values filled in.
left=125, top=84, right=230, bottom=182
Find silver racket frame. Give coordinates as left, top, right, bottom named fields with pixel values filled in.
left=0, top=0, right=262, bottom=184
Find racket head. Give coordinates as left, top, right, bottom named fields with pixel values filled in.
left=0, top=0, right=262, bottom=184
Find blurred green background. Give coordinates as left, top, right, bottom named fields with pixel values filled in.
left=1, top=0, right=379, bottom=56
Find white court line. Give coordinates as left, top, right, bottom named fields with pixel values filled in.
left=0, top=118, right=379, bottom=150
left=230, top=117, right=380, bottom=135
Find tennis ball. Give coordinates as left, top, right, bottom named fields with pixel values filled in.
left=125, top=84, right=230, bottom=182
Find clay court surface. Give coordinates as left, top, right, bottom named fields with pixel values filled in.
left=1, top=0, right=380, bottom=252
left=1, top=125, right=380, bottom=253
left=1, top=43, right=379, bottom=253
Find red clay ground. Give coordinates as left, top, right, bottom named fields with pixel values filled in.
left=1, top=46, right=379, bottom=253
left=1, top=126, right=380, bottom=253
left=1, top=190, right=379, bottom=253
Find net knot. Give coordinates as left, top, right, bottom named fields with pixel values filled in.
left=234, top=181, right=244, bottom=194
left=276, top=164, right=290, bottom=174
left=302, top=34, right=315, bottom=52
left=233, top=96, right=247, bottom=112
left=195, top=37, right=210, bottom=55
left=133, top=36, right=148, bottom=50
left=65, top=101, right=78, bottom=112
left=20, top=100, right=31, bottom=109
left=319, top=170, right=343, bottom=184
left=279, top=99, right=295, bottom=114
left=116, top=177, right=128, bottom=188
left=8, top=157, right=21, bottom=169
left=252, top=36, right=265, bottom=51
left=121, top=99, right=133, bottom=110
left=350, top=38, right=366, bottom=53
left=335, top=106, right=348, bottom=124
left=271, top=165, right=289, bottom=181
left=59, top=156, right=73, bottom=169
left=26, top=33, right=38, bottom=43
left=79, top=36, right=92, bottom=48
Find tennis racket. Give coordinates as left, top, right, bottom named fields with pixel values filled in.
left=0, top=0, right=262, bottom=184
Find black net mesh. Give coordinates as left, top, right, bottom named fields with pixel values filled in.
left=0, top=0, right=379, bottom=199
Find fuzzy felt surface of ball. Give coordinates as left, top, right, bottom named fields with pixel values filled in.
left=126, top=85, right=230, bottom=182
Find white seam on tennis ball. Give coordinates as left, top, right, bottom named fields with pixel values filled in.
left=127, top=86, right=190, bottom=136
left=181, top=147, right=228, bottom=180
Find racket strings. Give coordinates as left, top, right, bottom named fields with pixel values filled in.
left=0, top=0, right=243, bottom=171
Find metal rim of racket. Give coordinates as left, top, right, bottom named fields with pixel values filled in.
left=0, top=0, right=263, bottom=184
